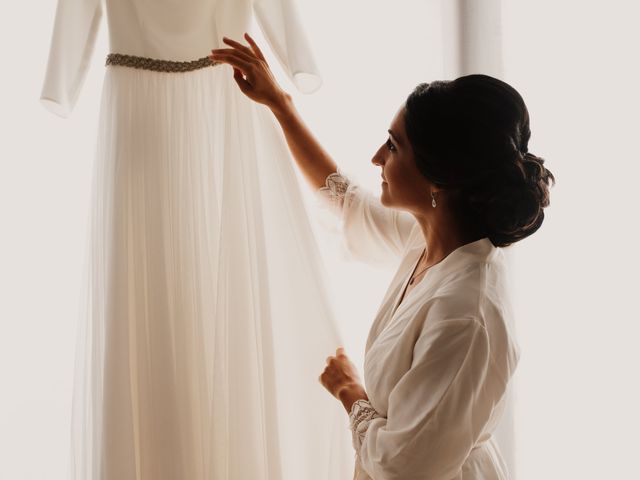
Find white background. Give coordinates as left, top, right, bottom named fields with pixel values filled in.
left=1, top=0, right=639, bottom=479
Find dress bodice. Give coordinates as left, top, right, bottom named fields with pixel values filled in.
left=41, top=0, right=321, bottom=117
left=105, top=0, right=252, bottom=59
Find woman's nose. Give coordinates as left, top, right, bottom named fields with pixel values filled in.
left=371, top=148, right=385, bottom=166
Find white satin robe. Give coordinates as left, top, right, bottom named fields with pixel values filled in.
left=325, top=178, right=521, bottom=480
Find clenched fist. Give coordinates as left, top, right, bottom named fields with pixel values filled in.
left=319, top=347, right=368, bottom=412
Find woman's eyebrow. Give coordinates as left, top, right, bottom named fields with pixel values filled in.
left=387, top=129, right=400, bottom=144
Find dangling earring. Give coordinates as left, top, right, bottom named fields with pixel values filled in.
left=431, top=191, right=437, bottom=208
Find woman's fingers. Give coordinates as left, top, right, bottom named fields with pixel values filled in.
left=244, top=32, right=267, bottom=62
left=222, top=36, right=256, bottom=59
left=209, top=51, right=253, bottom=75
left=232, top=67, right=251, bottom=93
left=220, top=33, right=267, bottom=64
left=211, top=48, right=255, bottom=67
left=324, top=349, right=347, bottom=368
left=212, top=38, right=284, bottom=108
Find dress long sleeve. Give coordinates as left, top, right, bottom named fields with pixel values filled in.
left=40, top=0, right=103, bottom=118
left=317, top=171, right=417, bottom=265
left=252, top=0, right=322, bottom=94
left=353, top=317, right=506, bottom=480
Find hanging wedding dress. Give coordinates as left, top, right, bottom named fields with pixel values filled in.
left=40, top=0, right=352, bottom=478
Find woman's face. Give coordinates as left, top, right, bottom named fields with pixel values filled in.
left=372, top=105, right=433, bottom=213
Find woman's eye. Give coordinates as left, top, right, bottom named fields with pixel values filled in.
left=386, top=138, right=396, bottom=152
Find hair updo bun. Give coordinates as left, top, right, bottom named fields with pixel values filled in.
left=404, top=74, right=555, bottom=247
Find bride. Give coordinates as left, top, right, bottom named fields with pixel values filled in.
left=210, top=33, right=554, bottom=480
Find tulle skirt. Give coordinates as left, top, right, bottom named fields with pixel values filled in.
left=70, top=62, right=353, bottom=480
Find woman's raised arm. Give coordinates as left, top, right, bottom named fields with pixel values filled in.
left=211, top=34, right=418, bottom=265
left=210, top=33, right=337, bottom=190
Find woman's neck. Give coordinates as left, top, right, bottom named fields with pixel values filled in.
left=414, top=210, right=481, bottom=266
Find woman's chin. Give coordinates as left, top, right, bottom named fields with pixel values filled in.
left=380, top=183, right=391, bottom=206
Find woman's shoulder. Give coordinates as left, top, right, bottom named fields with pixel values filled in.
left=416, top=260, right=519, bottom=368
left=418, top=249, right=513, bottom=328
left=413, top=291, right=519, bottom=372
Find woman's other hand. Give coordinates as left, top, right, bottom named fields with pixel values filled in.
left=320, top=347, right=369, bottom=412
left=210, top=33, right=289, bottom=112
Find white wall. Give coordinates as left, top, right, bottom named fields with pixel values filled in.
left=0, top=1, right=105, bottom=478
left=502, top=1, right=640, bottom=478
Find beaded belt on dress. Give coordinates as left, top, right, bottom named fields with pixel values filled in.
left=105, top=53, right=221, bottom=73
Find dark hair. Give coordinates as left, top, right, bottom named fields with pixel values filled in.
left=404, top=74, right=555, bottom=247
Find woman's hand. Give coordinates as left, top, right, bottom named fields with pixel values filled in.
left=211, top=32, right=338, bottom=192
left=320, top=347, right=369, bottom=413
left=210, top=33, right=289, bottom=112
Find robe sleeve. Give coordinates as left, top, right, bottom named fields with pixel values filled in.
left=40, top=0, right=103, bottom=118
left=352, top=318, right=509, bottom=480
left=252, top=0, right=322, bottom=94
left=316, top=170, right=417, bottom=265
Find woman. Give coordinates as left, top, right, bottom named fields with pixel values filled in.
left=210, top=33, right=554, bottom=480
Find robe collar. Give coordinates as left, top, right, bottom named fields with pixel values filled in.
left=391, top=232, right=501, bottom=319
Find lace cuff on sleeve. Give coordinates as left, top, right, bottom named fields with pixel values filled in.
left=316, top=169, right=351, bottom=214
left=348, top=399, right=382, bottom=452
